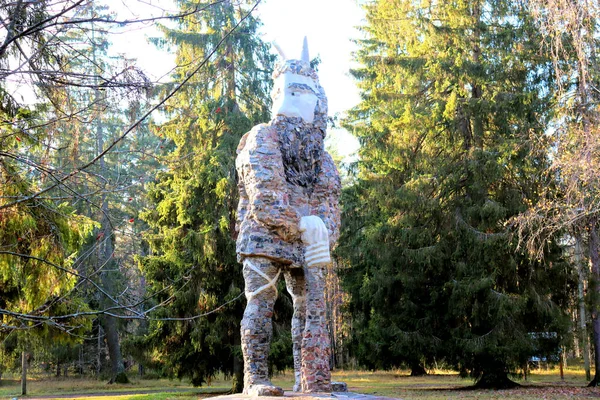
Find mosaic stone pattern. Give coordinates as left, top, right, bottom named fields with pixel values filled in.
left=235, top=59, right=341, bottom=396
left=301, top=264, right=331, bottom=392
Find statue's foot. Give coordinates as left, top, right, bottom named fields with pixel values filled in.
left=293, top=382, right=301, bottom=392
left=246, top=384, right=284, bottom=396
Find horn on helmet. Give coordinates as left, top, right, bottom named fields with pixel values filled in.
left=272, top=41, right=287, bottom=60
left=301, top=36, right=310, bottom=63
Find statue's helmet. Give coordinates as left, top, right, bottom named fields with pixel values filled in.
left=270, top=38, right=328, bottom=132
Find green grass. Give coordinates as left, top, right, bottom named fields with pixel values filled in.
left=58, top=394, right=216, bottom=400
left=2, top=366, right=599, bottom=399
left=0, top=375, right=228, bottom=399
left=325, top=367, right=599, bottom=399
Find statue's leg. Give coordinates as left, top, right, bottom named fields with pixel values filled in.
left=284, top=267, right=307, bottom=392
left=301, top=264, right=332, bottom=392
left=240, top=257, right=283, bottom=396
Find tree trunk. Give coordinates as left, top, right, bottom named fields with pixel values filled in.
left=97, top=324, right=103, bottom=376
left=98, top=224, right=127, bottom=384
left=21, top=351, right=27, bottom=396
left=223, top=0, right=239, bottom=114
left=79, top=345, right=84, bottom=375
left=588, top=221, right=600, bottom=387
left=97, top=197, right=127, bottom=384
left=470, top=0, right=484, bottom=149
left=576, top=235, right=592, bottom=380
left=559, top=349, right=565, bottom=380
left=91, top=14, right=127, bottom=385
left=232, top=331, right=243, bottom=393
left=101, top=313, right=126, bottom=383
left=137, top=255, right=149, bottom=378
left=410, top=363, right=427, bottom=376
left=474, top=369, right=519, bottom=389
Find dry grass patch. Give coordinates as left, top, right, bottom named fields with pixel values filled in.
left=1, top=366, right=598, bottom=399
left=0, top=376, right=228, bottom=399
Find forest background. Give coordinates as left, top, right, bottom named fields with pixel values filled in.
left=1, top=0, right=600, bottom=393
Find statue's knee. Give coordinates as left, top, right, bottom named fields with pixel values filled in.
left=241, top=298, right=274, bottom=334
left=241, top=315, right=251, bottom=332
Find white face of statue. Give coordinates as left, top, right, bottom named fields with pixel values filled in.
left=271, top=72, right=319, bottom=123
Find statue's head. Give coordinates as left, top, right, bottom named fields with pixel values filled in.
left=271, top=38, right=328, bottom=132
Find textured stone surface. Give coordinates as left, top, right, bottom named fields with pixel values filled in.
left=246, top=384, right=285, bottom=397
left=207, top=392, right=401, bottom=400
left=235, top=121, right=340, bottom=265
left=235, top=55, right=341, bottom=395
left=300, top=263, right=331, bottom=392
left=284, top=267, right=306, bottom=392
left=240, top=258, right=279, bottom=391
left=331, top=382, right=348, bottom=392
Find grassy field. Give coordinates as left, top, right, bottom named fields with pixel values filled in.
left=1, top=366, right=599, bottom=399
left=323, top=367, right=600, bottom=399
left=0, top=375, right=229, bottom=399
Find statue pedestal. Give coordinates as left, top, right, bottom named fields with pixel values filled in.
left=207, top=391, right=400, bottom=400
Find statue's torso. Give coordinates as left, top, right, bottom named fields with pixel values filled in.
left=235, top=124, right=339, bottom=267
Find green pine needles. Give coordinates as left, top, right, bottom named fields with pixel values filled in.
left=136, top=0, right=283, bottom=390
left=338, top=0, right=574, bottom=388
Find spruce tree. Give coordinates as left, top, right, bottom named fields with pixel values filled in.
left=339, top=0, right=574, bottom=387
left=137, top=0, right=275, bottom=390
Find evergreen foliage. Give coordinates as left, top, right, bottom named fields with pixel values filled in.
left=137, top=0, right=278, bottom=388
left=339, top=0, right=575, bottom=387
left=48, top=5, right=155, bottom=381
left=1, top=0, right=157, bottom=380
left=0, top=0, right=96, bottom=334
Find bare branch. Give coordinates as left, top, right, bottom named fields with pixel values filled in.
left=0, top=0, right=262, bottom=211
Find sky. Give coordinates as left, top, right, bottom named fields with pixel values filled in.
left=257, top=0, right=363, bottom=115
left=109, top=0, right=364, bottom=156
left=257, top=0, right=363, bottom=156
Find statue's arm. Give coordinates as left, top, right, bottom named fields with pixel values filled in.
left=237, top=128, right=301, bottom=242
left=311, top=152, right=342, bottom=247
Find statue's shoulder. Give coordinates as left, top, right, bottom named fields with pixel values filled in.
left=321, top=150, right=337, bottom=170
left=237, top=123, right=277, bottom=155
left=320, top=150, right=341, bottom=187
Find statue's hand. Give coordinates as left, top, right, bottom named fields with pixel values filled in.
left=299, top=216, right=331, bottom=267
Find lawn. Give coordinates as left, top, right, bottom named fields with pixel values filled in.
left=1, top=365, right=599, bottom=399
left=0, top=375, right=228, bottom=399
left=325, top=367, right=600, bottom=399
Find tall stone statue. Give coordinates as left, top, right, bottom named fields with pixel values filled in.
left=235, top=38, right=341, bottom=396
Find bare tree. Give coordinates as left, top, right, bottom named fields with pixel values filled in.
left=514, top=0, right=600, bottom=386
left=0, top=0, right=260, bottom=339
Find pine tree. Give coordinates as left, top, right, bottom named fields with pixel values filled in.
left=137, top=0, right=276, bottom=389
left=339, top=0, right=574, bottom=387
